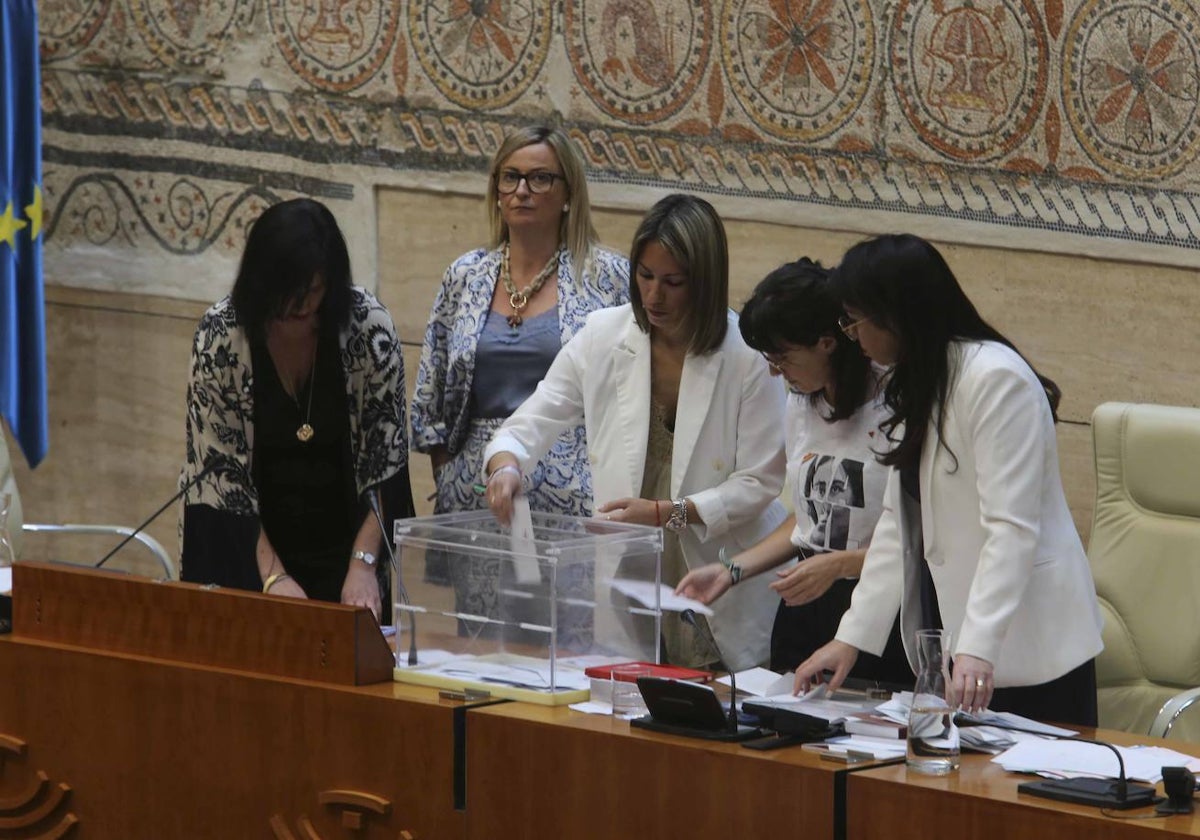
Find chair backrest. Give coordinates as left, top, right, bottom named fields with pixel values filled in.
left=1089, top=402, right=1200, bottom=739
left=0, top=424, right=25, bottom=561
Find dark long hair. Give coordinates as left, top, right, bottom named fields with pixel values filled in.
left=739, top=257, right=870, bottom=421
left=230, top=198, right=353, bottom=343
left=831, top=234, right=1060, bottom=471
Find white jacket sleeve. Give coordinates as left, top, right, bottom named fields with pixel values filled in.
left=835, top=467, right=904, bottom=656
left=688, top=356, right=787, bottom=541
left=953, top=361, right=1048, bottom=666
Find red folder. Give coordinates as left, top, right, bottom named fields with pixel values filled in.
left=584, top=661, right=713, bottom=683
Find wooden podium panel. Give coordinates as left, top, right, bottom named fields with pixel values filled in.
left=847, top=731, right=1200, bottom=840
left=465, top=701, right=886, bottom=840
left=0, top=637, right=465, bottom=839
left=12, top=562, right=394, bottom=685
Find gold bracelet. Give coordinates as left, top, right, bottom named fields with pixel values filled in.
left=263, top=572, right=291, bottom=593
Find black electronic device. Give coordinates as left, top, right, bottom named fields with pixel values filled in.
left=1156, top=766, right=1196, bottom=816
left=630, top=677, right=762, bottom=742
left=678, top=608, right=739, bottom=730
left=1017, top=737, right=1159, bottom=810
left=741, top=700, right=843, bottom=741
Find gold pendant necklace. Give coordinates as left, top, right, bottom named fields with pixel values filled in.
left=289, top=341, right=317, bottom=443
left=501, top=242, right=559, bottom=330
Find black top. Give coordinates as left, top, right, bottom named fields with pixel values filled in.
left=250, top=326, right=359, bottom=602
left=900, top=461, right=942, bottom=632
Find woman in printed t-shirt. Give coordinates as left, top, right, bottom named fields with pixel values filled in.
left=676, top=258, right=910, bottom=684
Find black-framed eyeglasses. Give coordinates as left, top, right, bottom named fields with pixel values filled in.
left=837, top=314, right=868, bottom=339
left=496, top=168, right=564, bottom=195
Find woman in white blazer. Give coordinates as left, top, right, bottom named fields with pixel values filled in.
left=794, top=234, right=1103, bottom=727
left=484, top=195, right=787, bottom=671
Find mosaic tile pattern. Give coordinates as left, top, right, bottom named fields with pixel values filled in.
left=29, top=0, right=1200, bottom=270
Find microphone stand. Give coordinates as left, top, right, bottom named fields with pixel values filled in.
left=1017, top=735, right=1158, bottom=810
left=681, top=608, right=737, bottom=732
left=96, top=458, right=222, bottom=570
left=367, top=488, right=418, bottom=666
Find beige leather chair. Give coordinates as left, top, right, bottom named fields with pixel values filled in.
left=1090, top=402, right=1200, bottom=740
left=0, top=424, right=173, bottom=578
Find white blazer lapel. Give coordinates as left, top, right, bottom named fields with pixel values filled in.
left=612, top=319, right=652, bottom=496
left=671, top=350, right=723, bottom=497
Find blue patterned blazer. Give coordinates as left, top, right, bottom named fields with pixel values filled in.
left=411, top=245, right=629, bottom=457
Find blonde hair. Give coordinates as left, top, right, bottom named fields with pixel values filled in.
left=486, top=126, right=599, bottom=282
left=629, top=194, right=729, bottom=354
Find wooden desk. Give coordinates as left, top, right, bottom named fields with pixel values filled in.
left=0, top=637, right=469, bottom=839
left=464, top=701, right=893, bottom=840
left=847, top=731, right=1200, bottom=840
left=0, top=564, right=472, bottom=839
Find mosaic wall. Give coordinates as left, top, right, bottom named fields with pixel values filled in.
left=37, top=0, right=1200, bottom=298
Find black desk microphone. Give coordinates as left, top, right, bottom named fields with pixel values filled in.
left=681, top=608, right=737, bottom=732
left=366, top=489, right=417, bottom=666
left=1017, top=736, right=1158, bottom=810
left=95, top=456, right=225, bottom=570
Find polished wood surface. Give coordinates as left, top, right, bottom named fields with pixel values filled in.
left=848, top=730, right=1200, bottom=840
left=0, top=637, right=465, bottom=839
left=464, top=700, right=887, bottom=840
left=12, top=562, right=394, bottom=685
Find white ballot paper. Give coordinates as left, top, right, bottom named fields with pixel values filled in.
left=607, top=579, right=714, bottom=616
left=509, top=495, right=541, bottom=584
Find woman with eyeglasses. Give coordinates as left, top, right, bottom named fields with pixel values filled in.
left=482, top=195, right=787, bottom=670
left=411, top=126, right=628, bottom=631
left=793, top=234, right=1102, bottom=726
left=675, top=258, right=910, bottom=685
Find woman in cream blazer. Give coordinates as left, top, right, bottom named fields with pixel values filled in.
left=485, top=195, right=787, bottom=671
left=795, top=234, right=1103, bottom=727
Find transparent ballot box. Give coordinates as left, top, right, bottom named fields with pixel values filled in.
left=391, top=511, right=663, bottom=705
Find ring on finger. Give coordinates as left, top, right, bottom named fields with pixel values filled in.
left=974, top=677, right=986, bottom=688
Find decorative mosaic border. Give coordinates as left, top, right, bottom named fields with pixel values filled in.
left=43, top=71, right=1200, bottom=257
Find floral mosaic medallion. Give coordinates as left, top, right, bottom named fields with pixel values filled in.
left=39, top=0, right=111, bottom=62
left=720, top=0, right=875, bottom=142
left=890, top=0, right=1048, bottom=161
left=268, top=0, right=399, bottom=93
left=128, top=0, right=255, bottom=68
left=409, top=0, right=552, bottom=110
left=1063, top=0, right=1200, bottom=180
left=565, top=0, right=711, bottom=124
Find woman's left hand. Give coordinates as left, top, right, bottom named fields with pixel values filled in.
left=951, top=653, right=994, bottom=713
left=596, top=497, right=662, bottom=527
left=342, top=562, right=382, bottom=622
left=769, top=551, right=848, bottom=606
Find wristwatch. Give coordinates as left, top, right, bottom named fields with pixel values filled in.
left=664, top=498, right=688, bottom=533
left=351, top=549, right=377, bottom=567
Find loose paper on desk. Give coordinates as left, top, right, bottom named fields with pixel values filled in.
left=718, top=667, right=794, bottom=698
left=993, top=740, right=1200, bottom=784
left=607, top=579, right=714, bottom=616
left=752, top=681, right=879, bottom=722
left=509, top=495, right=540, bottom=584
left=0, top=567, right=10, bottom=595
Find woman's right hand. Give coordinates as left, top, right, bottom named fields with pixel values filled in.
left=674, top=563, right=733, bottom=605
left=793, top=640, right=859, bottom=695
left=485, top=466, right=523, bottom=526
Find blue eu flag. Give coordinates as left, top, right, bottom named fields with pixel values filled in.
left=0, top=0, right=48, bottom=467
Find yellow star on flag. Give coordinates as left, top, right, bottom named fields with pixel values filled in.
left=0, top=201, right=28, bottom=249
left=24, top=184, right=42, bottom=240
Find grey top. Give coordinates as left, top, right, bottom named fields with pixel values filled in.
left=471, top=307, right=562, bottom=419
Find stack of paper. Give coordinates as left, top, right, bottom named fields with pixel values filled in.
left=993, top=740, right=1200, bottom=783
